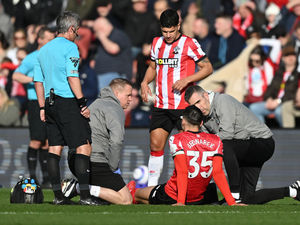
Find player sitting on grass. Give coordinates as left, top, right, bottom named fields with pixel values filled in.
left=130, top=105, right=240, bottom=206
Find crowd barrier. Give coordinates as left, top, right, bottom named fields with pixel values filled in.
left=1, top=128, right=300, bottom=188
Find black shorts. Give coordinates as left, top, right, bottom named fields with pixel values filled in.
left=149, top=183, right=219, bottom=205
left=149, top=108, right=184, bottom=133
left=45, top=96, right=91, bottom=149
left=28, top=100, right=47, bottom=141
left=149, top=184, right=176, bottom=205
left=90, top=162, right=125, bottom=191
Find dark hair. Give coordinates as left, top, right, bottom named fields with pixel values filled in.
left=95, top=0, right=110, bottom=7
left=182, top=105, right=204, bottom=125
left=56, top=11, right=80, bottom=34
left=249, top=46, right=267, bottom=68
left=184, top=85, right=206, bottom=103
left=109, top=78, right=133, bottom=90
left=0, top=31, right=9, bottom=50
left=160, top=9, right=179, bottom=28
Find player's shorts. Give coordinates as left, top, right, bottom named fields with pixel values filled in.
left=149, top=184, right=176, bottom=204
left=90, top=162, right=125, bottom=192
left=28, top=100, right=47, bottom=141
left=149, top=183, right=219, bottom=205
left=45, top=95, right=91, bottom=149
left=149, top=108, right=184, bottom=133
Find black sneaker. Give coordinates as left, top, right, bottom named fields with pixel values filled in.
left=52, top=197, right=76, bottom=205
left=61, top=178, right=78, bottom=199
left=290, top=180, right=300, bottom=201
left=79, top=197, right=101, bottom=206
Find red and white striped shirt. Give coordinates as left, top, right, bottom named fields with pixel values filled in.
left=150, top=35, right=206, bottom=109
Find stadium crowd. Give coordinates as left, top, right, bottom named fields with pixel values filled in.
left=1, top=0, right=300, bottom=128
left=2, top=0, right=300, bottom=206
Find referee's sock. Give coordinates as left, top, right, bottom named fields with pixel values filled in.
left=27, top=147, right=38, bottom=181
left=148, top=150, right=164, bottom=186
left=48, top=152, right=63, bottom=199
left=39, top=148, right=49, bottom=183
left=74, top=154, right=90, bottom=199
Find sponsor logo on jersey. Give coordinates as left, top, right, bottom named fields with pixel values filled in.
left=156, top=58, right=178, bottom=68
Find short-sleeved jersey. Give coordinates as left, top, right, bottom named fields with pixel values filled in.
left=15, top=50, right=39, bottom=100
left=34, top=37, right=80, bottom=98
left=165, top=131, right=223, bottom=203
left=150, top=35, right=206, bottom=110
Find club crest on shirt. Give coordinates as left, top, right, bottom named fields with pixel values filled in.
left=173, top=46, right=180, bottom=54
left=69, top=57, right=79, bottom=67
left=156, top=58, right=178, bottom=68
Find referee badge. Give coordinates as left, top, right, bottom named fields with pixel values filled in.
left=173, top=46, right=180, bottom=54
left=69, top=57, right=79, bottom=67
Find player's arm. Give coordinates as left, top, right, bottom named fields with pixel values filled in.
left=141, top=60, right=156, bottom=103
left=172, top=58, right=213, bottom=92
left=12, top=72, right=33, bottom=84
left=174, top=153, right=188, bottom=205
left=34, top=61, right=46, bottom=122
left=212, top=155, right=236, bottom=206
left=34, top=81, right=46, bottom=122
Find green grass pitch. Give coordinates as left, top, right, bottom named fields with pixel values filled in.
left=1, top=188, right=300, bottom=225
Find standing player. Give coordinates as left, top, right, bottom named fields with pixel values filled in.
left=134, top=105, right=237, bottom=205
left=34, top=11, right=96, bottom=205
left=141, top=9, right=213, bottom=186
left=12, top=27, right=55, bottom=187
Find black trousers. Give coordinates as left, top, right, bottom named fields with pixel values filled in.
left=222, top=137, right=275, bottom=199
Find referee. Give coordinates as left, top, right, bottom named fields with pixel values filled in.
left=34, top=11, right=96, bottom=205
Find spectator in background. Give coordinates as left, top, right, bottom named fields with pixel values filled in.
left=81, top=0, right=123, bottom=29
left=0, top=58, right=27, bottom=123
left=0, top=87, right=20, bottom=126
left=280, top=0, right=300, bottom=35
left=6, top=29, right=28, bottom=65
left=75, top=27, right=93, bottom=61
left=92, top=17, right=132, bottom=91
left=2, top=0, right=62, bottom=29
left=0, top=1, right=13, bottom=42
left=0, top=31, right=9, bottom=63
left=192, top=17, right=213, bottom=55
left=260, top=3, right=285, bottom=39
left=124, top=0, right=156, bottom=59
left=232, top=1, right=256, bottom=39
left=209, top=13, right=245, bottom=70
left=250, top=46, right=298, bottom=127
left=78, top=50, right=98, bottom=106
left=16, top=48, right=27, bottom=65
left=181, top=1, right=199, bottom=37
left=284, top=83, right=300, bottom=128
left=243, top=38, right=281, bottom=107
left=125, top=85, right=151, bottom=127
left=26, top=24, right=45, bottom=53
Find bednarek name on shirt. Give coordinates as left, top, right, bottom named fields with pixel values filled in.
left=187, top=138, right=215, bottom=149
left=156, top=58, right=178, bottom=68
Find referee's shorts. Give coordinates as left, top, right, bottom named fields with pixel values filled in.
left=28, top=100, right=47, bottom=141
left=45, top=95, right=91, bottom=149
